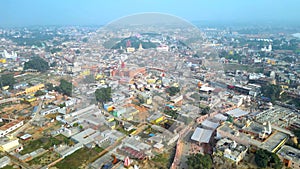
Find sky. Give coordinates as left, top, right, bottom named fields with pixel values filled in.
left=0, top=0, right=300, bottom=26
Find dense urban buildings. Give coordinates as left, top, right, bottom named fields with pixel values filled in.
left=0, top=8, right=300, bottom=169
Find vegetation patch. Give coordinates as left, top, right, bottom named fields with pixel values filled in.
left=54, top=147, right=99, bottom=169
left=21, top=134, right=71, bottom=155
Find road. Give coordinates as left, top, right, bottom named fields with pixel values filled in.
left=170, top=122, right=194, bottom=169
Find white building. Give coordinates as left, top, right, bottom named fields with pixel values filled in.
left=40, top=106, right=60, bottom=116
left=0, top=120, right=24, bottom=137
left=0, top=136, right=20, bottom=152
left=216, top=137, right=248, bottom=164
left=0, top=156, right=11, bottom=168
left=157, top=45, right=169, bottom=52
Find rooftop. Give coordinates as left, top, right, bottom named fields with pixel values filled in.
left=201, top=119, right=219, bottom=130
left=225, top=108, right=249, bottom=118
left=278, top=145, right=300, bottom=164
left=0, top=120, right=22, bottom=131
left=191, top=127, right=213, bottom=143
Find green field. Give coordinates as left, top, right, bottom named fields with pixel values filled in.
left=28, top=151, right=60, bottom=166
left=20, top=134, right=71, bottom=155
left=54, top=147, right=101, bottom=169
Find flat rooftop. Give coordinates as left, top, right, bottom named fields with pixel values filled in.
left=191, top=127, right=213, bottom=143
left=225, top=108, right=249, bottom=118
left=217, top=121, right=288, bottom=152
left=255, top=106, right=299, bottom=128
left=0, top=120, right=22, bottom=131
left=278, top=145, right=300, bottom=164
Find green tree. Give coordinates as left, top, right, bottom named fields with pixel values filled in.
left=58, top=79, right=72, bottom=96
left=163, top=108, right=178, bottom=119
left=58, top=103, right=66, bottom=108
left=261, top=84, right=281, bottom=103
left=50, top=48, right=62, bottom=54
left=0, top=73, right=16, bottom=89
left=166, top=86, right=180, bottom=96
left=95, top=87, right=112, bottom=104
left=201, top=106, right=210, bottom=115
left=34, top=90, right=46, bottom=97
left=45, top=83, right=55, bottom=91
left=255, top=149, right=283, bottom=169
left=75, top=49, right=80, bottom=54
left=24, top=56, right=49, bottom=72
left=255, top=149, right=269, bottom=168
left=187, top=153, right=212, bottom=169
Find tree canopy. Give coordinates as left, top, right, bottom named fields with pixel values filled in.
left=57, top=79, right=72, bottom=96
left=45, top=81, right=72, bottom=96
left=45, top=83, right=55, bottom=91
left=0, top=73, right=16, bottom=89
left=255, top=149, right=283, bottom=169
left=24, top=56, right=49, bottom=72
left=201, top=106, right=210, bottom=115
left=95, top=87, right=112, bottom=103
left=34, top=90, right=46, bottom=97
left=261, top=84, right=282, bottom=103
left=166, top=86, right=180, bottom=96
left=187, top=153, right=212, bottom=169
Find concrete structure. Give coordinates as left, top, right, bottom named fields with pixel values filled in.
left=217, top=121, right=288, bottom=153
left=278, top=145, right=300, bottom=169
left=40, top=106, right=60, bottom=116
left=54, top=143, right=83, bottom=158
left=0, top=120, right=24, bottom=137
left=201, top=119, right=219, bottom=130
left=191, top=127, right=214, bottom=144
left=71, top=128, right=100, bottom=145
left=0, top=156, right=11, bottom=168
left=0, top=136, right=20, bottom=152
left=225, top=108, right=249, bottom=118
left=216, top=137, right=248, bottom=164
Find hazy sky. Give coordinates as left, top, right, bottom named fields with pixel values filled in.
left=1, top=0, right=299, bottom=26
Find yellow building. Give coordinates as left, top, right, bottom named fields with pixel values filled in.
left=0, top=137, right=20, bottom=152
left=126, top=47, right=135, bottom=53
left=25, top=84, right=45, bottom=94
left=0, top=59, right=6, bottom=63
left=80, top=69, right=90, bottom=76
left=95, top=74, right=105, bottom=80
left=147, top=79, right=156, bottom=84
left=2, top=86, right=9, bottom=90
left=24, top=96, right=37, bottom=103
left=151, top=116, right=165, bottom=124
left=267, top=59, right=276, bottom=65
left=106, top=116, right=115, bottom=122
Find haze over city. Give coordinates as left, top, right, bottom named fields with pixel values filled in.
left=1, top=0, right=300, bottom=26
